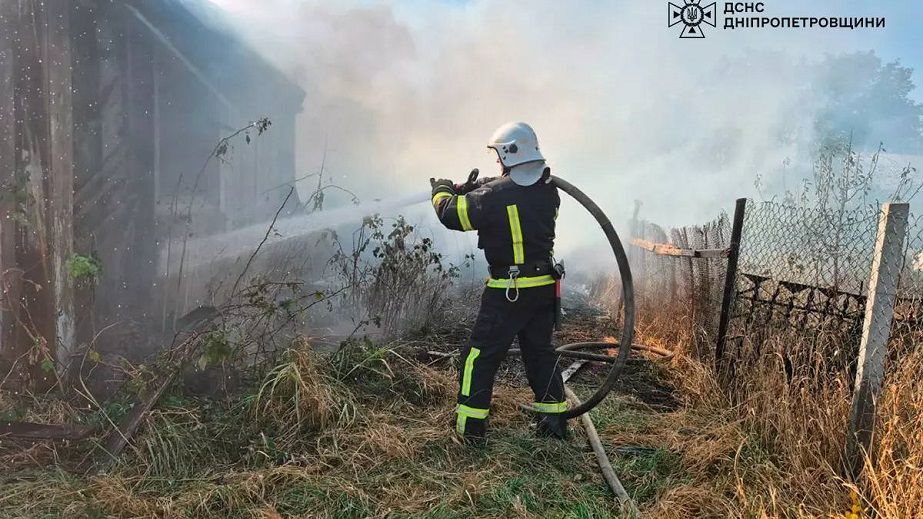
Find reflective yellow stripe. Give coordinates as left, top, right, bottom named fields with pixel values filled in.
left=486, top=275, right=555, bottom=289
left=432, top=192, right=452, bottom=206
left=507, top=204, right=524, bottom=263
left=456, top=404, right=489, bottom=419
left=461, top=348, right=480, bottom=396
left=532, top=401, right=568, bottom=413
left=457, top=196, right=473, bottom=231
left=456, top=403, right=489, bottom=435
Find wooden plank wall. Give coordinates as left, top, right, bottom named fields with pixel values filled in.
left=0, top=0, right=76, bottom=388
left=70, top=1, right=160, bottom=364
left=0, top=0, right=20, bottom=384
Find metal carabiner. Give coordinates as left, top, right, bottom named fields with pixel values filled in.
left=505, top=266, right=520, bottom=303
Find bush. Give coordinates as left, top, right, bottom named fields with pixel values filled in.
left=327, top=215, right=466, bottom=337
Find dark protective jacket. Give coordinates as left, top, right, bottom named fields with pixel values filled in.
left=432, top=174, right=559, bottom=288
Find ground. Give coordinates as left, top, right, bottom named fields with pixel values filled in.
left=0, top=304, right=856, bottom=518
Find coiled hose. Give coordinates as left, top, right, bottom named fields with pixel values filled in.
left=522, top=175, right=636, bottom=420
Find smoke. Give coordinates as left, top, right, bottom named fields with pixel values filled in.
left=201, top=0, right=916, bottom=254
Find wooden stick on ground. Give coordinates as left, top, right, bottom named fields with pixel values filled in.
left=78, top=306, right=218, bottom=474
left=562, top=361, right=639, bottom=516
left=0, top=422, right=96, bottom=441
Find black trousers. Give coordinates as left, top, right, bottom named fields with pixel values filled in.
left=455, top=284, right=566, bottom=437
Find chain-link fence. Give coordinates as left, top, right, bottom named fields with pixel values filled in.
left=725, top=200, right=923, bottom=384
left=885, top=212, right=923, bottom=361
left=596, top=198, right=922, bottom=477
left=606, top=199, right=923, bottom=372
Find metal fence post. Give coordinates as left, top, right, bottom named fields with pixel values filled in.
left=846, top=202, right=909, bottom=479
left=715, top=198, right=747, bottom=361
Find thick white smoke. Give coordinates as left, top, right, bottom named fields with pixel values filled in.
left=202, top=0, right=913, bottom=255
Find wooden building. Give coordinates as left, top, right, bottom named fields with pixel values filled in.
left=0, top=0, right=306, bottom=387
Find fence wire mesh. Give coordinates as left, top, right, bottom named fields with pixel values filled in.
left=726, top=200, right=923, bottom=384
left=889, top=212, right=923, bottom=361
left=608, top=199, right=923, bottom=375
left=595, top=197, right=923, bottom=482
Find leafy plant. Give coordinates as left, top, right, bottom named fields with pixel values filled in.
left=39, top=357, right=55, bottom=374
left=215, top=117, right=272, bottom=160
left=326, top=215, right=468, bottom=336
left=67, top=254, right=102, bottom=285
left=197, top=330, right=233, bottom=370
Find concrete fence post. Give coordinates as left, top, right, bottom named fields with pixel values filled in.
left=846, top=202, right=909, bottom=479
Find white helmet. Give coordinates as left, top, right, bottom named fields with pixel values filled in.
left=487, top=122, right=545, bottom=168
left=487, top=122, right=547, bottom=186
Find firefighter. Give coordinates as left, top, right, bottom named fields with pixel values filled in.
left=431, top=122, right=568, bottom=443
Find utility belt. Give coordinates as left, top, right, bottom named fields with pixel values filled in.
left=487, top=260, right=565, bottom=312
left=488, top=261, right=557, bottom=280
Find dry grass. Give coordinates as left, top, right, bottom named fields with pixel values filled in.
left=863, top=341, right=923, bottom=517
left=614, top=295, right=922, bottom=519
left=3, top=297, right=922, bottom=519
left=585, top=259, right=922, bottom=519
left=252, top=338, right=355, bottom=448
left=0, top=336, right=625, bottom=519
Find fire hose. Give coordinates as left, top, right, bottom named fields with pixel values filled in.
left=538, top=176, right=639, bottom=513
left=465, top=173, right=643, bottom=507
left=433, top=172, right=643, bottom=509
left=438, top=170, right=637, bottom=419
left=514, top=175, right=637, bottom=419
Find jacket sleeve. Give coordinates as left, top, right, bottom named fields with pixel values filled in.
left=432, top=186, right=487, bottom=232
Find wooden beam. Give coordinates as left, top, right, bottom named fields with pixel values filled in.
left=14, top=0, right=58, bottom=389
left=0, top=421, right=95, bottom=441
left=716, top=198, right=747, bottom=361
left=44, top=0, right=76, bottom=374
left=0, top=0, right=19, bottom=382
left=630, top=238, right=729, bottom=258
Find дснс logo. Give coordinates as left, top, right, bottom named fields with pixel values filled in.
left=669, top=0, right=717, bottom=38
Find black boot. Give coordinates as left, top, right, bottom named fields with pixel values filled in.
left=534, top=414, right=569, bottom=440
left=450, top=414, right=487, bottom=446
